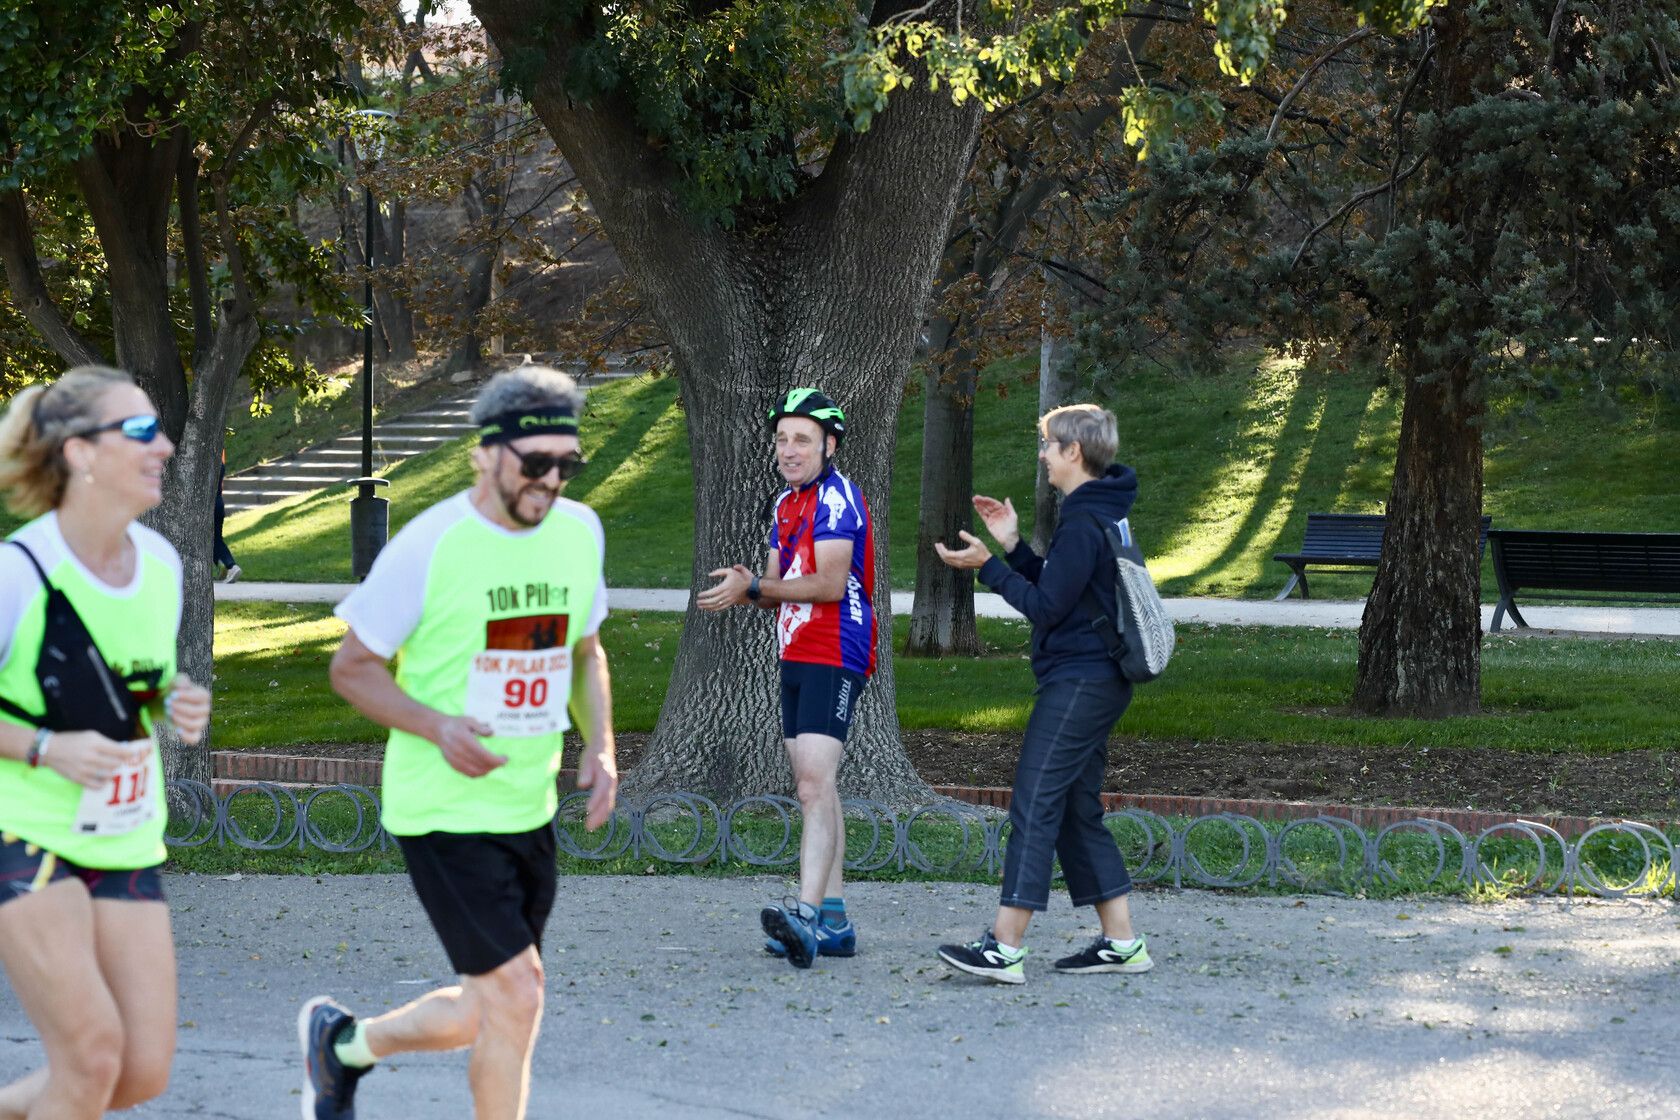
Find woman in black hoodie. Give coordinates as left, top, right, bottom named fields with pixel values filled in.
left=932, top=404, right=1152, bottom=984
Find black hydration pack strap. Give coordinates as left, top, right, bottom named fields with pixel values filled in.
left=3, top=539, right=134, bottom=737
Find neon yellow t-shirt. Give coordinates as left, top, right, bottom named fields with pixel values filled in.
left=334, top=492, right=607, bottom=836
left=0, top=513, right=180, bottom=868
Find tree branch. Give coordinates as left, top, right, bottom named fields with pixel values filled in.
left=0, top=189, right=105, bottom=367
left=177, top=147, right=215, bottom=369
left=1290, top=154, right=1426, bottom=272
left=1266, top=27, right=1375, bottom=143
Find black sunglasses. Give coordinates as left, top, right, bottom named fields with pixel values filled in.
left=502, top=444, right=587, bottom=481
left=76, top=415, right=161, bottom=443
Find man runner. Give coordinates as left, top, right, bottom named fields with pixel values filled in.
left=298, top=366, right=616, bottom=1120
left=697, top=387, right=876, bottom=968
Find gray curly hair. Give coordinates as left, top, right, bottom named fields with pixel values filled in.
left=470, top=366, right=584, bottom=426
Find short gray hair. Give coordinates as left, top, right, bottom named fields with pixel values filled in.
left=470, top=366, right=584, bottom=426
left=1040, top=404, right=1118, bottom=476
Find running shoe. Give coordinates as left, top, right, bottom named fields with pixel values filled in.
left=763, top=912, right=858, bottom=958
left=1053, top=934, right=1153, bottom=974
left=223, top=564, right=242, bottom=584
left=937, top=929, right=1027, bottom=984
left=760, top=901, right=820, bottom=969
left=298, top=995, right=368, bottom=1119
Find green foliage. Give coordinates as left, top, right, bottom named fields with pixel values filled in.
left=0, top=1, right=191, bottom=190
left=0, top=0, right=366, bottom=390
left=500, top=0, right=1441, bottom=224
left=1079, top=0, right=1680, bottom=402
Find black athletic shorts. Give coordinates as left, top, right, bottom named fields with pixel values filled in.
left=780, top=661, right=866, bottom=742
left=0, top=832, right=164, bottom=907
left=396, top=824, right=557, bottom=977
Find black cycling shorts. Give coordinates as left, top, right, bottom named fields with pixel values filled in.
left=780, top=661, right=866, bottom=742
left=396, top=824, right=557, bottom=977
left=0, top=832, right=164, bottom=907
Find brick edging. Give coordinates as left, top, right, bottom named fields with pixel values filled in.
left=212, top=752, right=1656, bottom=840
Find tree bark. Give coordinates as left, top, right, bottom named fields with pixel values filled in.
left=472, top=0, right=985, bottom=803
left=904, top=244, right=980, bottom=656
left=373, top=200, right=417, bottom=362
left=1352, top=3, right=1486, bottom=718
left=1351, top=351, right=1483, bottom=716
left=904, top=346, right=981, bottom=657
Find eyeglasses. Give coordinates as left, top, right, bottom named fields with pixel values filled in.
left=1037, top=437, right=1059, bottom=452
left=501, top=444, right=587, bottom=481
left=75, top=415, right=161, bottom=443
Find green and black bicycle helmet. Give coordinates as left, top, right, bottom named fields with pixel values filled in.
left=768, top=387, right=846, bottom=446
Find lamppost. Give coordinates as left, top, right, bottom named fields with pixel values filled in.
left=349, top=108, right=395, bottom=580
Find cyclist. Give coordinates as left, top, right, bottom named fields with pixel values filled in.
left=697, top=388, right=875, bottom=968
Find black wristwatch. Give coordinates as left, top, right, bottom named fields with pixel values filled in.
left=746, top=575, right=762, bottom=603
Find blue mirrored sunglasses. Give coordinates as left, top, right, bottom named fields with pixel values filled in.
left=76, top=415, right=161, bottom=443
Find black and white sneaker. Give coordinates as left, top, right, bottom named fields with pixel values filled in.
left=298, top=996, right=369, bottom=1119
left=937, top=929, right=1027, bottom=984
left=1053, top=934, right=1154, bottom=974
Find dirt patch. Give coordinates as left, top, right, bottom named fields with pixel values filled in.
left=259, top=732, right=1680, bottom=821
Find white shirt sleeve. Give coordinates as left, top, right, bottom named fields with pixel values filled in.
left=0, top=545, right=39, bottom=674
left=576, top=503, right=609, bottom=639
left=332, top=513, right=441, bottom=659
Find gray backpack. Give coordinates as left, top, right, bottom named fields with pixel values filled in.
left=1078, top=514, right=1175, bottom=683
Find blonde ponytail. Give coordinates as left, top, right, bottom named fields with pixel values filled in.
left=0, top=366, right=135, bottom=517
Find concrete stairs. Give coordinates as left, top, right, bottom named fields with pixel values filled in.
left=222, top=393, right=479, bottom=513
left=223, top=359, right=646, bottom=514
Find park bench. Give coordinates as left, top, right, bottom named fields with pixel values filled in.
left=1488, top=529, right=1680, bottom=630
left=1273, top=512, right=1491, bottom=601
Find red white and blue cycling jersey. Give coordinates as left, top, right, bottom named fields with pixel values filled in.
left=768, top=467, right=876, bottom=677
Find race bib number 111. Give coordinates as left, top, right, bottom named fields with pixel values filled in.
left=74, top=739, right=159, bottom=836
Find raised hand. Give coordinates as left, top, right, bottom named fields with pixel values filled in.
left=971, top=495, right=1020, bottom=551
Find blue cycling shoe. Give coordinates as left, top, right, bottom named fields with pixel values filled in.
left=762, top=907, right=857, bottom=959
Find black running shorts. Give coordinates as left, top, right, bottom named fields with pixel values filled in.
left=395, top=824, right=557, bottom=977
left=0, top=833, right=164, bottom=907
left=779, top=661, right=866, bottom=742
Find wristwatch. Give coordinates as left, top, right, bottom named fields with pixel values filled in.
left=26, top=726, right=51, bottom=768
left=746, top=575, right=762, bottom=603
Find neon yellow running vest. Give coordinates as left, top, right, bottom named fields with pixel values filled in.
left=0, top=514, right=179, bottom=869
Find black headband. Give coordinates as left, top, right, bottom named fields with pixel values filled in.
left=478, top=407, right=578, bottom=445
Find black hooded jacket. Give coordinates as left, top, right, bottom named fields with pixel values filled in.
left=978, top=463, right=1138, bottom=685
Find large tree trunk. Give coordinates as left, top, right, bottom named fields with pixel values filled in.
left=1351, top=352, right=1483, bottom=716
left=1351, top=3, right=1486, bottom=718
left=473, top=0, right=984, bottom=804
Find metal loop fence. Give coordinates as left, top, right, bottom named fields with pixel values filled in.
left=172, top=781, right=1678, bottom=900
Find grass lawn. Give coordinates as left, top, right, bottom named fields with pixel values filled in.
left=223, top=354, right=1680, bottom=598
left=213, top=602, right=1680, bottom=753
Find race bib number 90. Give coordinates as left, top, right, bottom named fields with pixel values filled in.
left=74, top=739, right=160, bottom=837
left=464, top=649, right=572, bottom=738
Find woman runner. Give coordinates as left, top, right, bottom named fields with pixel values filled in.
left=0, top=365, right=211, bottom=1118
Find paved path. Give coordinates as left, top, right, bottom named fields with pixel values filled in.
left=218, top=582, right=1680, bottom=636
left=2, top=875, right=1675, bottom=1119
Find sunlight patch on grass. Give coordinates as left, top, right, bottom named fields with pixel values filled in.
left=1148, top=360, right=1302, bottom=584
